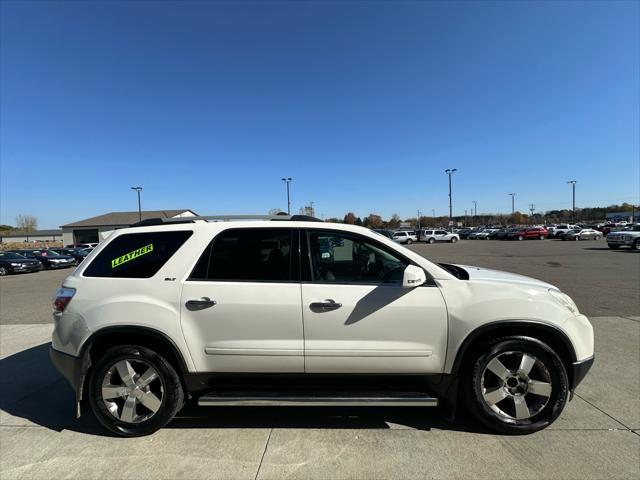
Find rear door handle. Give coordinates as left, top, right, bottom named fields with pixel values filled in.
left=185, top=297, right=216, bottom=311
left=309, top=299, right=342, bottom=312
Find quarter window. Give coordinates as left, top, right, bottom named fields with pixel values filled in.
left=83, top=231, right=192, bottom=278
left=190, top=229, right=295, bottom=282
left=307, top=231, right=407, bottom=284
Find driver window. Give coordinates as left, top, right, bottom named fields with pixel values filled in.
left=308, top=231, right=407, bottom=284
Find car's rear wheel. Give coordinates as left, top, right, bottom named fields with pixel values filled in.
left=539, top=235, right=545, bottom=240
left=574, top=236, right=579, bottom=241
left=608, top=244, right=619, bottom=249
left=406, top=239, right=413, bottom=245
left=0, top=266, right=8, bottom=276
left=451, top=237, right=458, bottom=243
left=463, top=336, right=568, bottom=434
left=518, top=235, right=524, bottom=241
left=428, top=238, right=435, bottom=244
left=634, top=239, right=640, bottom=250
left=89, top=345, right=184, bottom=437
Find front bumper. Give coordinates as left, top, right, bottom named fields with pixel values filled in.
left=571, top=355, right=594, bottom=390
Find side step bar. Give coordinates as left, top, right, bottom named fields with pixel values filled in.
left=198, top=392, right=438, bottom=407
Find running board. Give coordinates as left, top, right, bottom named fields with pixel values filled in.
left=197, top=391, right=438, bottom=407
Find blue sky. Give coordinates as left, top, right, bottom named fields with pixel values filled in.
left=1, top=0, right=638, bottom=228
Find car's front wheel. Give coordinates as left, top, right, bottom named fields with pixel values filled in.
left=428, top=238, right=435, bottom=244
left=88, top=345, right=184, bottom=437
left=518, top=235, right=524, bottom=241
left=450, top=237, right=458, bottom=243
left=406, top=239, right=413, bottom=245
left=0, top=266, right=8, bottom=276
left=634, top=239, right=640, bottom=250
left=464, top=336, right=569, bottom=434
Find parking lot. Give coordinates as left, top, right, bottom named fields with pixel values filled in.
left=1, top=239, right=638, bottom=479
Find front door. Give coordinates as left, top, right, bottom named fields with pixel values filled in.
left=180, top=227, right=304, bottom=373
left=301, top=230, right=448, bottom=374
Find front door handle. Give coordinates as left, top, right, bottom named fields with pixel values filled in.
left=186, top=297, right=216, bottom=311
left=309, top=299, right=342, bottom=312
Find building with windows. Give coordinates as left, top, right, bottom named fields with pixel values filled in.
left=60, top=209, right=197, bottom=246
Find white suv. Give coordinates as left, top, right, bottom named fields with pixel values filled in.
left=391, top=230, right=418, bottom=244
left=420, top=229, right=460, bottom=243
left=50, top=215, right=594, bottom=437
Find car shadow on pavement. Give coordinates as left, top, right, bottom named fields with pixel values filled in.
left=0, top=343, right=489, bottom=436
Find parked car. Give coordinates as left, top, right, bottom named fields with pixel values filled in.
left=475, top=228, right=500, bottom=240
left=0, top=251, right=41, bottom=276
left=456, top=228, right=473, bottom=239
left=8, top=249, right=77, bottom=269
left=606, top=224, right=640, bottom=250
left=65, top=243, right=99, bottom=249
left=372, top=229, right=394, bottom=239
left=49, top=248, right=91, bottom=263
left=494, top=228, right=517, bottom=240
left=468, top=228, right=485, bottom=239
left=392, top=230, right=418, bottom=244
left=549, top=225, right=575, bottom=238
left=561, top=229, right=603, bottom=241
left=508, top=227, right=548, bottom=241
left=50, top=215, right=594, bottom=437
left=419, top=229, right=460, bottom=243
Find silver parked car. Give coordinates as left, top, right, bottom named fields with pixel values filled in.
left=392, top=230, right=418, bottom=244
left=561, top=228, right=603, bottom=241
left=419, top=229, right=460, bottom=244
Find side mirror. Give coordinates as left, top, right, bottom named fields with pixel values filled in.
left=402, top=264, right=427, bottom=288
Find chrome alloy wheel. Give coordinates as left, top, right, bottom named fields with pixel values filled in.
left=101, top=359, right=164, bottom=424
left=481, top=351, right=553, bottom=422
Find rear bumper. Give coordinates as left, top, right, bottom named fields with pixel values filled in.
left=571, top=355, right=594, bottom=390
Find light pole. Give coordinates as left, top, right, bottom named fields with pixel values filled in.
left=529, top=204, right=535, bottom=224
left=445, top=168, right=457, bottom=232
left=130, top=186, right=143, bottom=222
left=417, top=210, right=421, bottom=230
left=309, top=201, right=315, bottom=217
left=567, top=180, right=576, bottom=223
left=281, top=177, right=292, bottom=214
left=508, top=193, right=515, bottom=217
left=432, top=209, right=436, bottom=227
left=472, top=200, right=477, bottom=226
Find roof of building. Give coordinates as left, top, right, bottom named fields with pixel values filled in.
left=61, top=210, right=197, bottom=228
left=0, top=229, right=63, bottom=238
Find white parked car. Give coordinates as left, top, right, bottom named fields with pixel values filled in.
left=419, top=229, right=460, bottom=243
left=549, top=225, right=576, bottom=238
left=561, top=228, right=603, bottom=241
left=50, top=215, right=594, bottom=437
left=392, top=230, right=418, bottom=244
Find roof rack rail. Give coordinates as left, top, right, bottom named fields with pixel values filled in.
left=129, top=214, right=323, bottom=227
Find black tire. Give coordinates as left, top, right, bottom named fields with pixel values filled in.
left=539, top=235, right=545, bottom=240
left=518, top=235, right=524, bottom=241
left=463, top=336, right=569, bottom=435
left=88, top=345, right=184, bottom=437
left=428, top=238, right=435, bottom=244
left=0, top=266, right=8, bottom=276
left=608, top=244, right=619, bottom=249
left=406, top=239, right=413, bottom=245
left=451, top=237, right=458, bottom=243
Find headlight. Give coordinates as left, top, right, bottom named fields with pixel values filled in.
left=548, top=289, right=579, bottom=315
left=10, top=262, right=21, bottom=266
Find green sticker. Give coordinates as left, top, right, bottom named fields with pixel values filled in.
left=111, top=244, right=154, bottom=268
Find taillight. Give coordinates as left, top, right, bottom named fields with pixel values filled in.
left=53, top=287, right=76, bottom=313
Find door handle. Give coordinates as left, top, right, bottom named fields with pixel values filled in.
left=185, top=297, right=217, bottom=311
left=309, top=299, right=342, bottom=312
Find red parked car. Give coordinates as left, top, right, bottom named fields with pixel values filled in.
left=507, top=227, right=548, bottom=240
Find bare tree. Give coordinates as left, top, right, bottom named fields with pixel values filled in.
left=16, top=214, right=38, bottom=232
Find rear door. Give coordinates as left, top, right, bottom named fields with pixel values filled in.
left=180, top=227, right=304, bottom=373
left=301, top=229, right=448, bottom=374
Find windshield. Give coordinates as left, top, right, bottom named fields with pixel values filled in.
left=0, top=252, right=26, bottom=260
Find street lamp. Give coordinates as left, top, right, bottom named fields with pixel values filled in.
left=472, top=200, right=477, bottom=226
left=281, top=177, right=292, bottom=215
left=417, top=210, right=421, bottom=230
left=445, top=168, right=457, bottom=231
left=508, top=193, right=516, bottom=217
left=567, top=181, right=577, bottom=223
left=130, top=186, right=143, bottom=222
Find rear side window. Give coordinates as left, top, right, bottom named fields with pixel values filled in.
left=189, top=228, right=296, bottom=282
left=83, top=231, right=192, bottom=278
